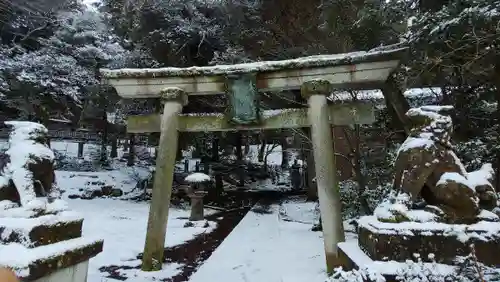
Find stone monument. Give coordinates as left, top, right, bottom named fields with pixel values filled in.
left=184, top=172, right=211, bottom=221
left=0, top=121, right=103, bottom=282
left=338, top=106, right=500, bottom=280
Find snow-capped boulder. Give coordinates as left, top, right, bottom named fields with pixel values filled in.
left=0, top=121, right=62, bottom=215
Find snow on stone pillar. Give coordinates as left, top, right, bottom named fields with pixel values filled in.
left=301, top=80, right=345, bottom=273
left=185, top=173, right=211, bottom=221
left=142, top=87, right=188, bottom=272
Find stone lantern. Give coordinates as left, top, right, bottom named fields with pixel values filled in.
left=184, top=172, right=211, bottom=221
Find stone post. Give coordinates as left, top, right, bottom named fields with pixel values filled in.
left=189, top=191, right=208, bottom=221
left=142, top=87, right=188, bottom=271
left=301, top=80, right=345, bottom=274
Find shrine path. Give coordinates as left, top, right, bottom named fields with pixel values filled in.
left=188, top=200, right=352, bottom=282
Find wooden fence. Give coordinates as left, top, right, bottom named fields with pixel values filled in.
left=0, top=129, right=149, bottom=143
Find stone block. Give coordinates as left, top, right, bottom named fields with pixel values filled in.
left=3, top=237, right=103, bottom=281
left=189, top=191, right=207, bottom=221
left=32, top=260, right=88, bottom=282
left=358, top=216, right=500, bottom=267
left=0, top=214, right=83, bottom=248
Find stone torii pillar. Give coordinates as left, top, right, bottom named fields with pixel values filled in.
left=301, top=80, right=345, bottom=273
left=142, top=87, right=188, bottom=271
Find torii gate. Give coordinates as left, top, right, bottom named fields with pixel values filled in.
left=100, top=47, right=406, bottom=273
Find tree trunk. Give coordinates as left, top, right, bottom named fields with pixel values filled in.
left=306, top=150, right=317, bottom=201
left=110, top=135, right=118, bottom=158
left=280, top=130, right=289, bottom=169
left=453, top=67, right=474, bottom=139
left=127, top=133, right=136, bottom=167
left=78, top=142, right=85, bottom=158
left=214, top=173, right=224, bottom=199
left=123, top=138, right=129, bottom=151
left=258, top=133, right=266, bottom=163
left=100, top=110, right=109, bottom=164
left=496, top=98, right=500, bottom=192
left=176, top=138, right=183, bottom=161
left=381, top=74, right=411, bottom=135
left=212, top=136, right=220, bottom=162
left=301, top=128, right=317, bottom=201
left=346, top=125, right=371, bottom=215
left=494, top=63, right=500, bottom=192
left=244, top=137, right=250, bottom=156
left=235, top=132, right=244, bottom=187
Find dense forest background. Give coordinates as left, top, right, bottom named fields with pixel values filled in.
left=0, top=0, right=499, bottom=209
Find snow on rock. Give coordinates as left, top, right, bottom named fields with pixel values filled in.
left=0, top=209, right=80, bottom=226
left=467, top=163, right=495, bottom=188
left=185, top=172, right=211, bottom=183
left=5, top=121, right=50, bottom=144
left=358, top=216, right=500, bottom=243
left=0, top=200, right=16, bottom=210
left=477, top=209, right=499, bottom=221
left=1, top=121, right=58, bottom=210
left=436, top=165, right=496, bottom=196
left=419, top=105, right=454, bottom=113
left=374, top=192, right=437, bottom=223
left=101, top=47, right=406, bottom=78
left=405, top=210, right=439, bottom=223
left=397, top=136, right=435, bottom=154
left=436, top=172, right=474, bottom=191
left=405, top=106, right=453, bottom=130
left=0, top=211, right=82, bottom=247
left=0, top=236, right=101, bottom=277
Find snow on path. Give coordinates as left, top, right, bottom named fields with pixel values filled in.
left=70, top=198, right=217, bottom=281
left=188, top=203, right=329, bottom=282
left=56, top=171, right=218, bottom=282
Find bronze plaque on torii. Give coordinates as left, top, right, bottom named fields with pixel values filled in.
left=225, top=73, right=261, bottom=125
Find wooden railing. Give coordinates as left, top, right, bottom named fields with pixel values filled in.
left=0, top=129, right=149, bottom=143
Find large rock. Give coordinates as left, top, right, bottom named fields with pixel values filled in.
left=431, top=173, right=480, bottom=224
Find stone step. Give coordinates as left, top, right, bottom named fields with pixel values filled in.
left=338, top=241, right=456, bottom=282
left=0, top=212, right=83, bottom=248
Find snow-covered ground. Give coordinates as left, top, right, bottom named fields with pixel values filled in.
left=0, top=137, right=318, bottom=281
left=56, top=170, right=218, bottom=282
left=189, top=200, right=354, bottom=282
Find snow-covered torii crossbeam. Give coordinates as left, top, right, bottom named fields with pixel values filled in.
left=100, top=47, right=406, bottom=274
left=101, top=48, right=405, bottom=97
